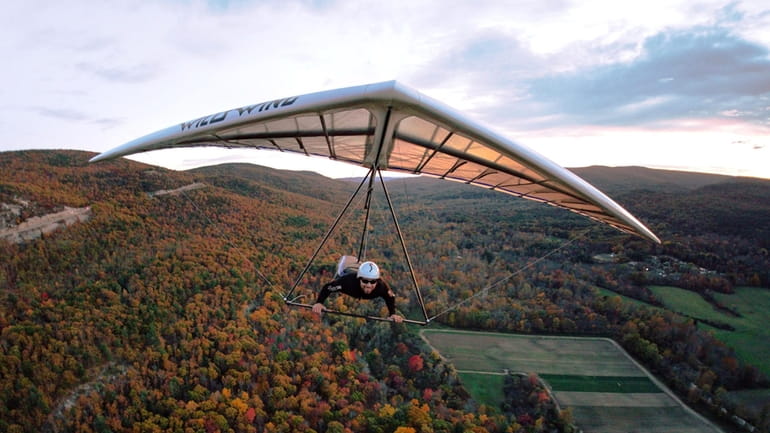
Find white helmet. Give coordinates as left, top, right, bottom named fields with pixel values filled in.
left=357, top=261, right=380, bottom=280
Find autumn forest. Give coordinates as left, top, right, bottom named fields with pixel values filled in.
left=2, top=150, right=770, bottom=432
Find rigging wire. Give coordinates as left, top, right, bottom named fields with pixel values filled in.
left=283, top=168, right=430, bottom=325
left=174, top=169, right=595, bottom=327
left=426, top=227, right=592, bottom=322
left=283, top=171, right=373, bottom=303
left=177, top=184, right=279, bottom=295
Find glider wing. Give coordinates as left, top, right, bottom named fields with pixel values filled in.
left=91, top=81, right=659, bottom=243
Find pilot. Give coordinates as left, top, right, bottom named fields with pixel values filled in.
left=312, top=261, right=404, bottom=323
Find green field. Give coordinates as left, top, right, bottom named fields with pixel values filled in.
left=649, top=286, right=770, bottom=377
left=594, top=287, right=664, bottom=312
left=457, top=373, right=505, bottom=408
left=711, top=287, right=770, bottom=377
left=648, top=285, right=727, bottom=323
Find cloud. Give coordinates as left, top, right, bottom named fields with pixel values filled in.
left=91, top=117, right=124, bottom=130
left=32, top=107, right=89, bottom=122
left=27, top=106, right=122, bottom=137
left=521, top=27, right=770, bottom=129
left=408, top=30, right=544, bottom=118
left=1, top=0, right=769, bottom=178
left=76, top=62, right=160, bottom=83
left=406, top=4, right=770, bottom=136
left=734, top=139, right=766, bottom=151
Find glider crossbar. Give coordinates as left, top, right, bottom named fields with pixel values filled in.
left=286, top=301, right=427, bottom=325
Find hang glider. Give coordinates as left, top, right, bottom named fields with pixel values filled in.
left=91, top=80, right=659, bottom=243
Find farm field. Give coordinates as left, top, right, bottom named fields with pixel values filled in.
left=421, top=329, right=722, bottom=433
left=422, top=330, right=645, bottom=377
left=568, top=406, right=717, bottom=433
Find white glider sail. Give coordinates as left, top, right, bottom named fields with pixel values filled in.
left=91, top=80, right=659, bottom=243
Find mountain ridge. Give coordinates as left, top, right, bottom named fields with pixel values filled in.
left=570, top=165, right=748, bottom=193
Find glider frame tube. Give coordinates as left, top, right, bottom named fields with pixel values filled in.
left=377, top=169, right=429, bottom=322
left=282, top=165, right=431, bottom=325
left=283, top=173, right=371, bottom=302
left=286, top=301, right=428, bottom=325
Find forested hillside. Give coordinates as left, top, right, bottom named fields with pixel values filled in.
left=2, top=150, right=770, bottom=432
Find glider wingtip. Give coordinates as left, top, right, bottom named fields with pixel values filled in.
left=636, top=226, right=661, bottom=244
left=90, top=149, right=124, bottom=164
left=89, top=152, right=115, bottom=163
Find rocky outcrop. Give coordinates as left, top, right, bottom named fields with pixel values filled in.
left=1, top=199, right=29, bottom=230
left=0, top=182, right=205, bottom=244
left=0, top=206, right=92, bottom=244
left=148, top=182, right=206, bottom=197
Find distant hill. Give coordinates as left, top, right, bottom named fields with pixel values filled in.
left=562, top=167, right=770, bottom=244
left=570, top=165, right=744, bottom=193
left=3, top=151, right=768, bottom=245
left=623, top=179, right=770, bottom=243
left=190, top=163, right=354, bottom=203
left=186, top=160, right=770, bottom=247
left=188, top=160, right=758, bottom=199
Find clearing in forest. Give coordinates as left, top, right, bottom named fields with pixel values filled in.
left=651, top=285, right=770, bottom=378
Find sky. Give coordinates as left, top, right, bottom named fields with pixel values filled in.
left=1, top=0, right=769, bottom=179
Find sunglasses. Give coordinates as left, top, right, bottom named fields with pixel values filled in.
left=359, top=278, right=378, bottom=285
